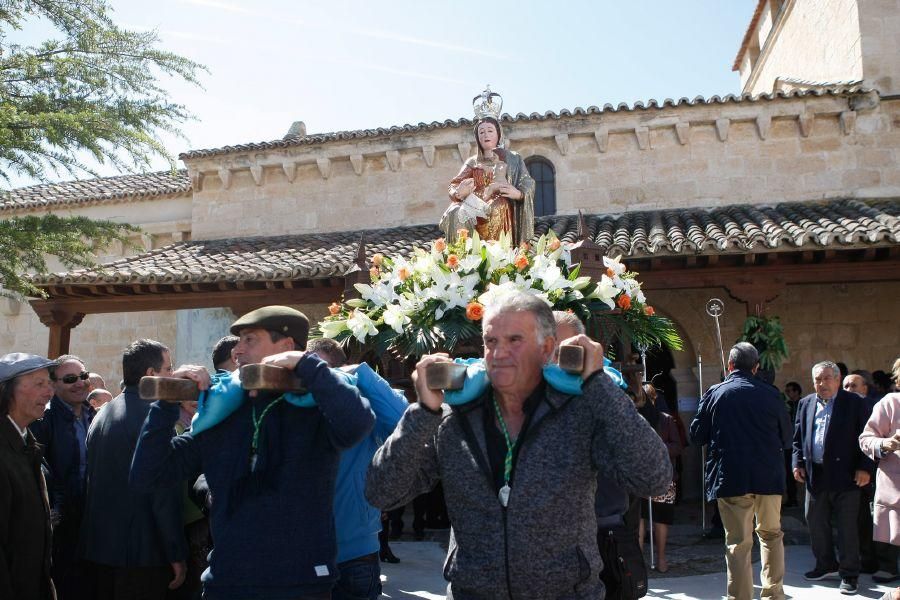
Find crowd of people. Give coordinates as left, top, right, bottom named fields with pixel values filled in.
left=1, top=292, right=898, bottom=600
left=692, top=348, right=900, bottom=599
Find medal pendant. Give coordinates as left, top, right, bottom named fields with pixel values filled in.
left=249, top=451, right=258, bottom=472
left=498, top=484, right=510, bottom=507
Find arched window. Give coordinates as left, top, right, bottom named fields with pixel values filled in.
left=525, top=157, right=556, bottom=217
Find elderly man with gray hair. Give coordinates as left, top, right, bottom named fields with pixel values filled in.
left=367, top=292, right=671, bottom=599
left=793, top=360, right=875, bottom=595
left=690, top=342, right=792, bottom=600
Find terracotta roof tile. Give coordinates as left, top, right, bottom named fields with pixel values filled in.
left=179, top=87, right=870, bottom=161
left=0, top=170, right=191, bottom=212
left=31, top=199, right=899, bottom=287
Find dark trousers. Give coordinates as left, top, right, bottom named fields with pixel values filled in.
left=784, top=450, right=798, bottom=505
left=332, top=552, right=381, bottom=600
left=52, top=514, right=96, bottom=600
left=859, top=485, right=877, bottom=571
left=805, top=485, right=861, bottom=577
left=95, top=563, right=172, bottom=600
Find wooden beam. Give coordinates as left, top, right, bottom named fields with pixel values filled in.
left=30, top=283, right=344, bottom=316
left=638, top=257, right=900, bottom=291
left=31, top=307, right=85, bottom=358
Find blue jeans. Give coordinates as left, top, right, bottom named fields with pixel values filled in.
left=332, top=553, right=382, bottom=600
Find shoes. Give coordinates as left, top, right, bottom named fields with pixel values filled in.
left=655, top=560, right=669, bottom=573
left=839, top=576, right=858, bottom=595
left=804, top=567, right=839, bottom=581
left=873, top=571, right=899, bottom=583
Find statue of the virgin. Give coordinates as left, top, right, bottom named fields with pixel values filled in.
left=439, top=87, right=535, bottom=245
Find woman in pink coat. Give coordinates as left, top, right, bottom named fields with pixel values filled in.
left=859, top=359, right=900, bottom=549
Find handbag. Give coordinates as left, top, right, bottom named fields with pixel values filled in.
left=598, top=525, right=648, bottom=600
left=650, top=480, right=677, bottom=505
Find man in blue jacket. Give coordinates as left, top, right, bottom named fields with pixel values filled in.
left=130, top=306, right=375, bottom=600
left=690, top=342, right=792, bottom=600
left=30, top=354, right=97, bottom=600
left=306, top=337, right=407, bottom=600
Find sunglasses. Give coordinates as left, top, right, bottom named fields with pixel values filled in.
left=53, top=371, right=90, bottom=385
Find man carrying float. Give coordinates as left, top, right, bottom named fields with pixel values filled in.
left=130, top=306, right=375, bottom=600
left=365, top=291, right=671, bottom=600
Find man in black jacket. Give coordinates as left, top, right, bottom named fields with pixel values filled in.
left=690, top=342, right=792, bottom=600
left=793, top=360, right=875, bottom=595
left=79, top=340, right=187, bottom=600
left=30, top=354, right=96, bottom=600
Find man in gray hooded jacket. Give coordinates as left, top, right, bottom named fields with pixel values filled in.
left=366, top=293, right=671, bottom=599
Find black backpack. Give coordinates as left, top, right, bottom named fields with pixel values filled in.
left=598, top=498, right=648, bottom=600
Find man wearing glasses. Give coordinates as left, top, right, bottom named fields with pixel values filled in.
left=30, top=354, right=97, bottom=600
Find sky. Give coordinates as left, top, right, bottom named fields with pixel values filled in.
left=12, top=0, right=757, bottom=186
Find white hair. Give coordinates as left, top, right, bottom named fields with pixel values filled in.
left=812, top=361, right=840, bottom=379
left=483, top=292, right=556, bottom=344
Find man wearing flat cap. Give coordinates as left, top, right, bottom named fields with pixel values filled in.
left=131, top=306, right=376, bottom=600
left=0, top=353, right=57, bottom=600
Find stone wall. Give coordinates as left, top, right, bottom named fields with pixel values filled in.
left=858, top=0, right=900, bottom=95
left=186, top=95, right=900, bottom=240
left=740, top=0, right=863, bottom=94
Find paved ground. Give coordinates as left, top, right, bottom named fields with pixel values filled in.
left=379, top=503, right=900, bottom=599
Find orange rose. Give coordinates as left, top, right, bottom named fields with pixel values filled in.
left=644, top=306, right=655, bottom=316
left=434, top=238, right=447, bottom=253
left=328, top=302, right=341, bottom=316
left=606, top=268, right=616, bottom=278
left=515, top=254, right=529, bottom=270
left=369, top=266, right=380, bottom=280
left=616, top=294, right=631, bottom=311
left=446, top=254, right=459, bottom=269
left=519, top=242, right=531, bottom=252
left=457, top=228, right=469, bottom=240
left=397, top=266, right=411, bottom=281
left=548, top=238, right=561, bottom=251
left=372, top=253, right=384, bottom=267
left=466, top=301, right=484, bottom=321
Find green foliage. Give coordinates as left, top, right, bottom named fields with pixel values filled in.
left=0, top=214, right=137, bottom=298
left=738, top=315, right=789, bottom=372
left=0, top=0, right=206, bottom=183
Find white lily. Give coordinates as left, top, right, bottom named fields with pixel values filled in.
left=478, top=281, right=521, bottom=307
left=434, top=271, right=481, bottom=319
left=458, top=254, right=483, bottom=273
left=484, top=242, right=514, bottom=274
left=534, top=264, right=572, bottom=293
left=571, top=276, right=592, bottom=291
left=353, top=281, right=395, bottom=308
left=387, top=256, right=414, bottom=286
left=320, top=319, right=348, bottom=339
left=382, top=304, right=410, bottom=333
left=347, top=310, right=378, bottom=343
left=589, top=274, right=620, bottom=309
left=603, top=254, right=627, bottom=276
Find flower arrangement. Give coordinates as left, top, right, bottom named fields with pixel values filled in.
left=318, top=229, right=682, bottom=358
